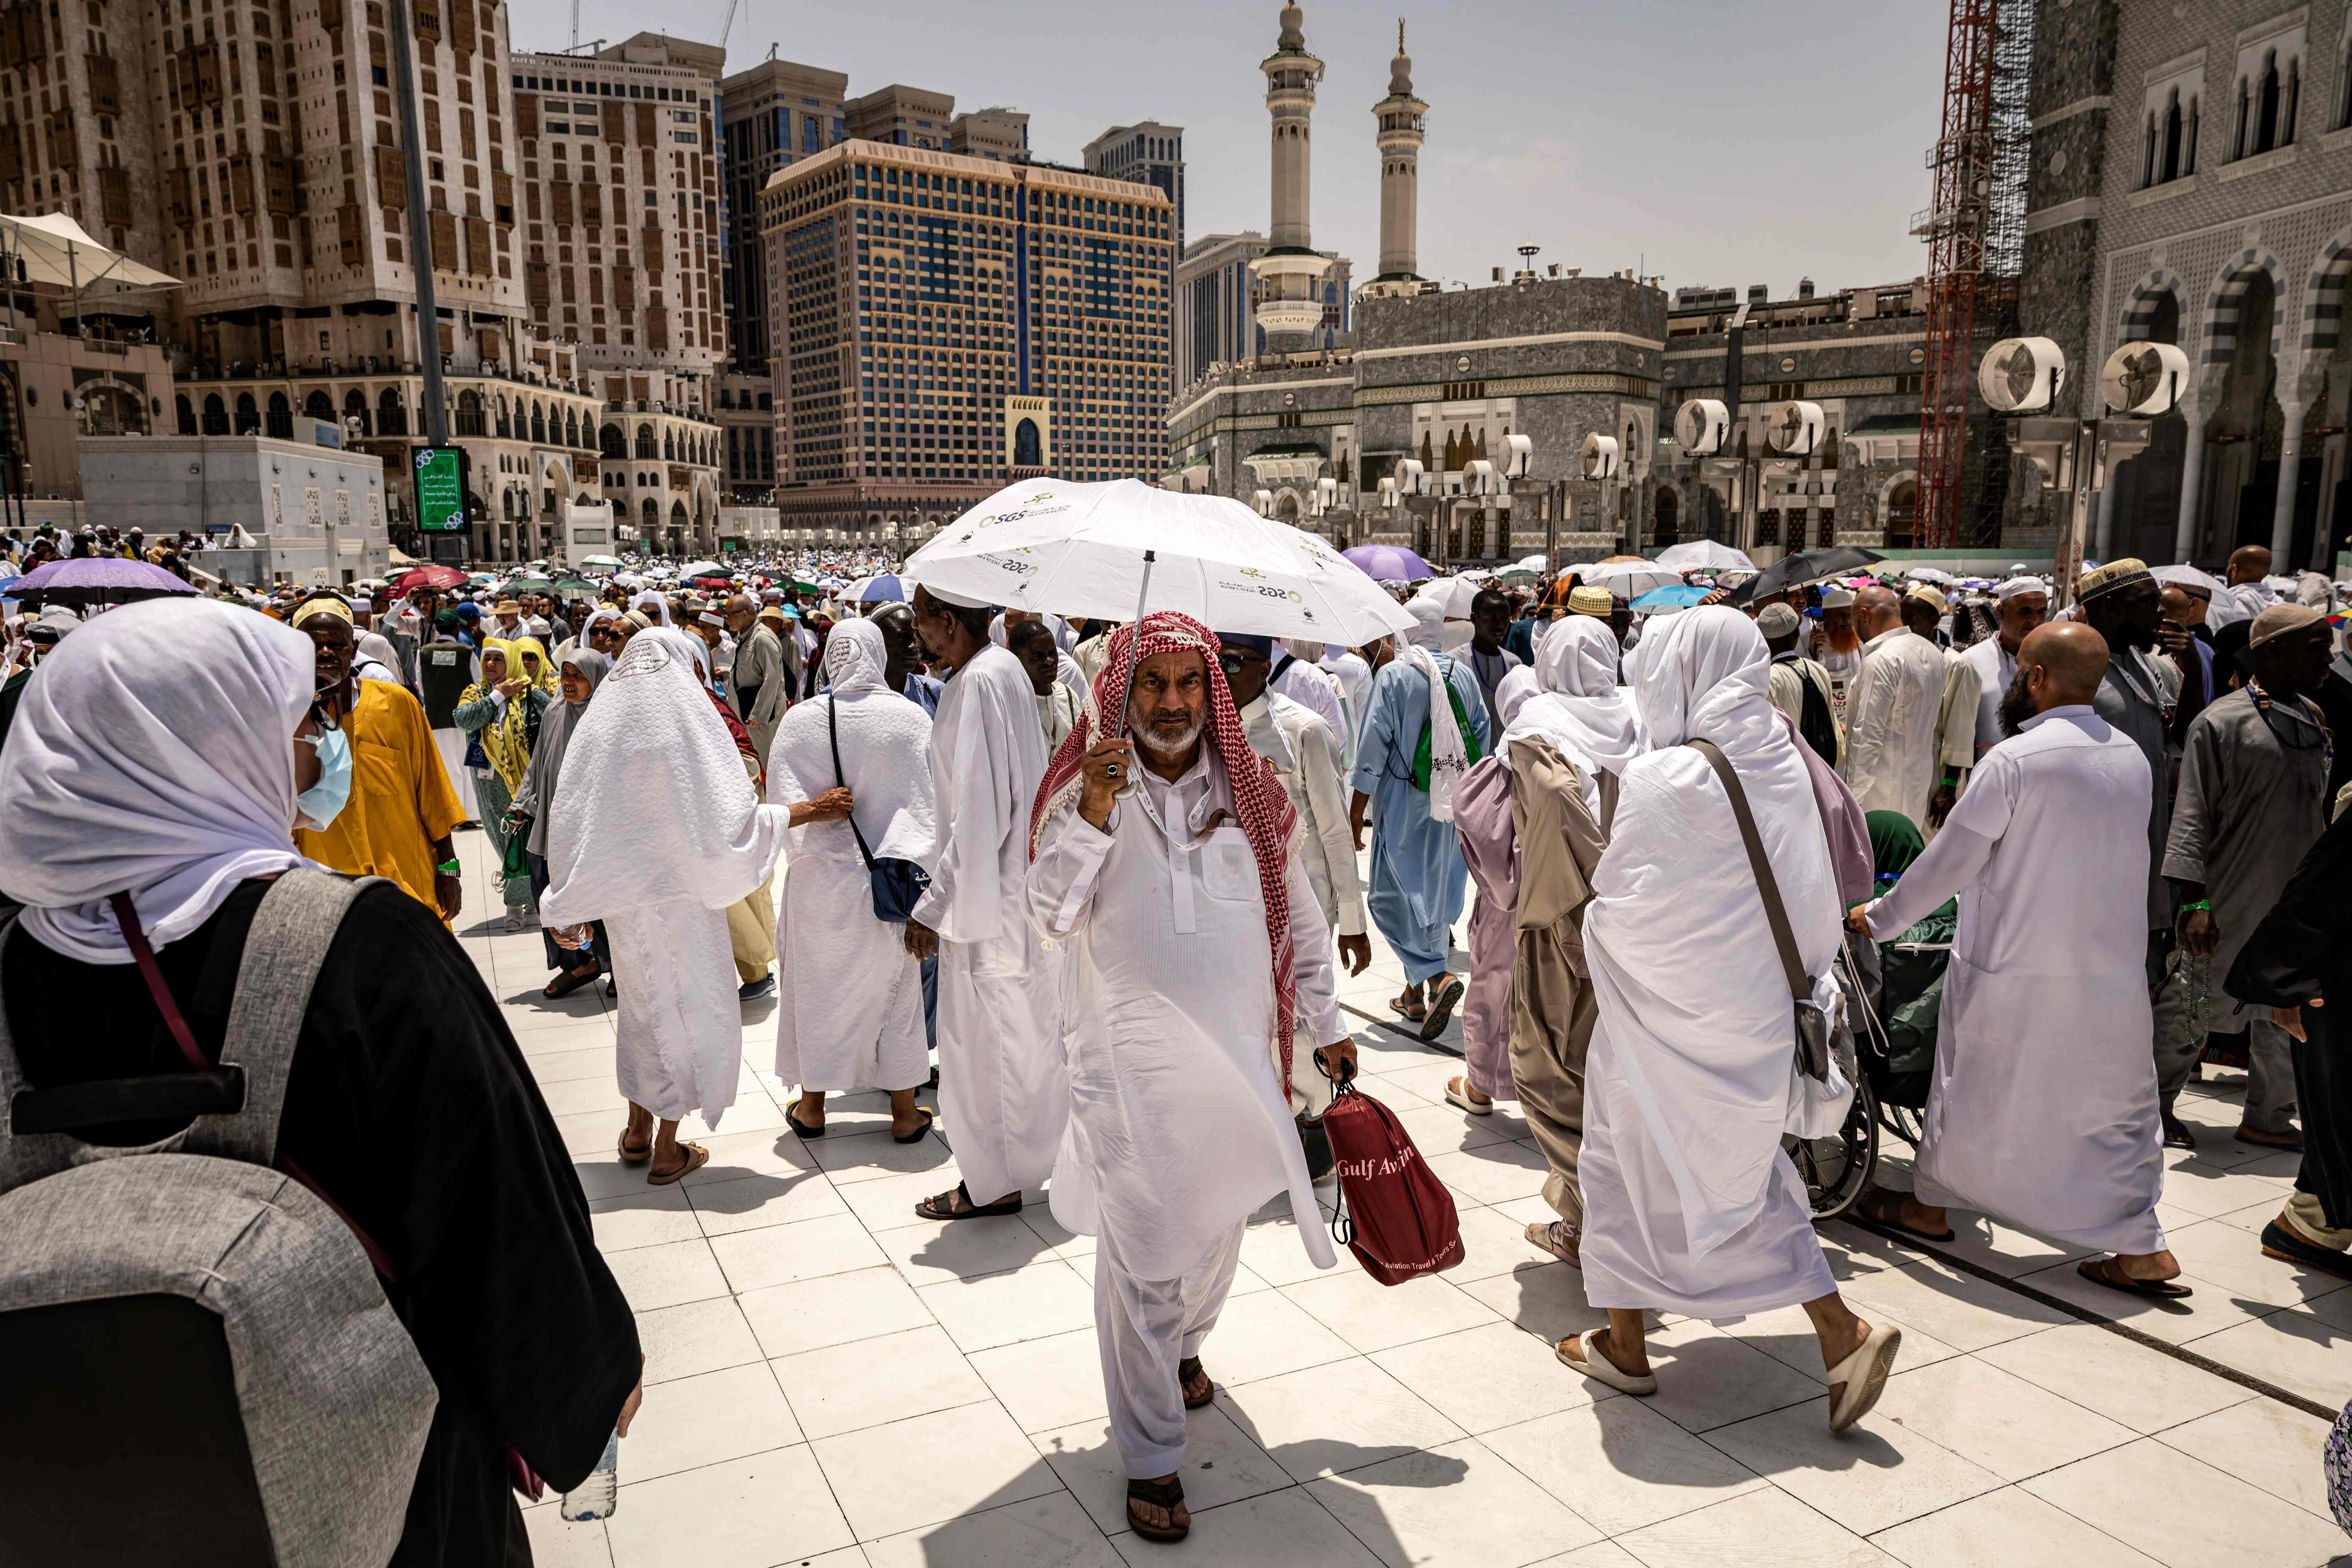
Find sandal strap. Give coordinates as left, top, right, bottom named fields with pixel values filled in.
left=1127, top=1476, right=1185, bottom=1507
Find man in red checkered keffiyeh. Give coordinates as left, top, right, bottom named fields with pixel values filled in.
left=1025, top=609, right=1356, bottom=1530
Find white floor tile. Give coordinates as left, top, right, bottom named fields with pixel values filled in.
left=1869, top=1486, right=2161, bottom=1567
left=621, top=1361, right=803, bottom=1483
left=2020, top=1437, right=2352, bottom=1568
left=2152, top=1397, right=2337, bottom=1519
left=774, top=1323, right=993, bottom=1441
left=739, top=1264, right=938, bottom=1360
left=710, top=1212, right=889, bottom=1293
left=1611, top=1485, right=1895, bottom=1568
left=1220, top=1356, right=1466, bottom=1482
left=872, top=1213, right=1063, bottom=1285
left=862, top=1491, right=1125, bottom=1568
left=1479, top=1399, right=1767, bottom=1535
left=1700, top=1398, right=2005, bottom=1536
left=968, top=1326, right=1112, bottom=1434
left=1370, top=1320, right=1610, bottom=1435
left=633, top=1296, right=766, bottom=1386
left=1036, top=1404, right=1292, bottom=1535
left=1107, top=1486, right=1385, bottom=1567
left=1306, top=1435, right=1604, bottom=1568
left=919, top=1257, right=1098, bottom=1352
left=811, top=1400, right=1062, bottom=1542
left=604, top=1445, right=853, bottom=1568
left=589, top=1186, right=703, bottom=1253
left=1278, top=1266, right=1501, bottom=1354
left=1180, top=1281, right=1359, bottom=1387
left=602, top=1237, right=730, bottom=1312
left=1869, top=1356, right=2136, bottom=1483
left=1974, top=1323, right=2253, bottom=1434
left=683, top=1163, right=850, bottom=1235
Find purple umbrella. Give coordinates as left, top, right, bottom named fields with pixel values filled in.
left=1341, top=544, right=1434, bottom=583
left=11, top=556, right=199, bottom=604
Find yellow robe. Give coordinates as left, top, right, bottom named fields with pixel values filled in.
left=296, top=679, right=469, bottom=918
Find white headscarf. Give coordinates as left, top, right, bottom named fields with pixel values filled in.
left=538, top=630, right=785, bottom=924
left=1396, top=597, right=1467, bottom=821
left=1493, top=666, right=1541, bottom=731
left=0, top=599, right=312, bottom=963
left=822, top=614, right=888, bottom=696
left=629, top=590, right=674, bottom=626
left=1503, top=615, right=1649, bottom=782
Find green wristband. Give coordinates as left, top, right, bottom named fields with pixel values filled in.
left=2181, top=899, right=2211, bottom=913
left=436, top=860, right=461, bottom=875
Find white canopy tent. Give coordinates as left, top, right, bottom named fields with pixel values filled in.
left=0, top=212, right=179, bottom=332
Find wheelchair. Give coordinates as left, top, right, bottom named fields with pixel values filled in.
left=1787, top=935, right=1887, bottom=1222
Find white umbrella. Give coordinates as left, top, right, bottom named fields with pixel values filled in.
left=1653, top=539, right=1756, bottom=574
left=2152, top=563, right=2223, bottom=594
left=677, top=559, right=725, bottom=580
left=901, top=478, right=1414, bottom=644
left=1579, top=558, right=1681, bottom=597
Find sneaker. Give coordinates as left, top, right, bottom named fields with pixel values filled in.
left=737, top=975, right=777, bottom=1001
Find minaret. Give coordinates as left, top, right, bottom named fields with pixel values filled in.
left=1364, top=20, right=1427, bottom=299
left=1249, top=3, right=1335, bottom=354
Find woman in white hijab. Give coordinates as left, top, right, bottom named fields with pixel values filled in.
left=769, top=618, right=938, bottom=1138
left=540, top=627, right=789, bottom=1183
left=1501, top=615, right=1650, bottom=825
left=1565, top=607, right=1900, bottom=1432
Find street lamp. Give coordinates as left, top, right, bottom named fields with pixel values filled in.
left=1978, top=335, right=2184, bottom=603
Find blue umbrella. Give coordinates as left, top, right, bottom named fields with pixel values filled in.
left=1631, top=583, right=1711, bottom=611
left=857, top=573, right=906, bottom=603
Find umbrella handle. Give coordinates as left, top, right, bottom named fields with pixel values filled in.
left=1113, top=549, right=1155, bottom=742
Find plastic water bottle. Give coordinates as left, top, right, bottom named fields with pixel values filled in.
left=558, top=1431, right=619, bottom=1521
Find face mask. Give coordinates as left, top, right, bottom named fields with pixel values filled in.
left=296, top=724, right=354, bottom=831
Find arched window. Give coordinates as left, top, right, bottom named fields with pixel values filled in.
left=377, top=386, right=407, bottom=437
left=530, top=401, right=547, bottom=443
left=2257, top=51, right=2281, bottom=154
left=564, top=408, right=581, bottom=449
left=635, top=422, right=656, bottom=458
left=2143, top=111, right=2159, bottom=187
left=343, top=389, right=370, bottom=439
left=175, top=394, right=196, bottom=435
left=662, top=428, right=676, bottom=461
left=1014, top=417, right=1040, bottom=466
left=2283, top=55, right=2301, bottom=145
left=455, top=389, right=485, bottom=436
left=201, top=393, right=229, bottom=435
left=263, top=391, right=292, bottom=438
left=304, top=390, right=334, bottom=423
left=600, top=422, right=626, bottom=458
left=641, top=496, right=659, bottom=526
left=2161, top=90, right=2184, bottom=182
left=1653, top=486, right=1680, bottom=547
left=234, top=392, right=260, bottom=435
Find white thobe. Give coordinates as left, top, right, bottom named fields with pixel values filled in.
left=912, top=644, right=1065, bottom=1205
left=770, top=689, right=936, bottom=1096
left=1866, top=705, right=2165, bottom=1254
left=1268, top=654, right=1345, bottom=750
left=1842, top=628, right=1957, bottom=825
left=1322, top=649, right=1374, bottom=761
left=1580, top=741, right=1842, bottom=1319
left=608, top=904, right=740, bottom=1124
left=1027, top=742, right=1341, bottom=1476
left=1959, top=635, right=2018, bottom=759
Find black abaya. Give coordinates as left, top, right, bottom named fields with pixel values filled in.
left=3, top=878, right=639, bottom=1568
left=2227, top=808, right=2352, bottom=1229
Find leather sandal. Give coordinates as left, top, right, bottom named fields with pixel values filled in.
left=1125, top=1475, right=1189, bottom=1543
left=1178, top=1356, right=1214, bottom=1410
left=916, top=1181, right=1022, bottom=1221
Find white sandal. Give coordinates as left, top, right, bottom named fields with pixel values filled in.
left=1824, top=1323, right=1901, bottom=1433
left=1556, top=1329, right=1657, bottom=1396
left=1445, top=1076, right=1494, bottom=1115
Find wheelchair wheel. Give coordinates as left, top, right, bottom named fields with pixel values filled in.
left=1878, top=1097, right=1925, bottom=1150
left=1790, top=1073, right=1877, bottom=1222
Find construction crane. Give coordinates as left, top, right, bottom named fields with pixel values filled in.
left=712, top=0, right=739, bottom=53
left=1913, top=0, right=2031, bottom=549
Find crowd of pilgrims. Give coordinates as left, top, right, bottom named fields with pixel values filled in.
left=2, top=537, right=2350, bottom=1556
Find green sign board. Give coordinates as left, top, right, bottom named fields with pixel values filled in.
left=415, top=446, right=467, bottom=533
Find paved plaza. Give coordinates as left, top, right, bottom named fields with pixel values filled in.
left=456, top=836, right=2352, bottom=1568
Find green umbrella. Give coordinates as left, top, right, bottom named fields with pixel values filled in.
left=550, top=576, right=600, bottom=595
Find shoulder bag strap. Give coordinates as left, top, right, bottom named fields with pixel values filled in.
left=1684, top=739, right=1807, bottom=1004
left=826, top=693, right=882, bottom=874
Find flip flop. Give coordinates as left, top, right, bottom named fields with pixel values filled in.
left=1125, top=1475, right=1189, bottom=1543
left=1388, top=991, right=1428, bottom=1022
left=2075, top=1256, right=2192, bottom=1298
left=1825, top=1323, right=1902, bottom=1432
left=543, top=965, right=597, bottom=1000
left=1420, top=975, right=1465, bottom=1041
left=1177, top=1356, right=1215, bottom=1410
left=1445, top=1077, right=1494, bottom=1115
left=916, top=1181, right=1022, bottom=1221
left=891, top=1107, right=936, bottom=1145
left=617, top=1129, right=652, bottom=1164
left=1556, top=1329, right=1656, bottom=1396
left=645, top=1142, right=709, bottom=1186
left=786, top=1104, right=826, bottom=1139
left=1858, top=1188, right=1956, bottom=1243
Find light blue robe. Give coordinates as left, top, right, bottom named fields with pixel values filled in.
left=1348, top=653, right=1490, bottom=985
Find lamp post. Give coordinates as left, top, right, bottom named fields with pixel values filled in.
left=1978, top=336, right=2184, bottom=605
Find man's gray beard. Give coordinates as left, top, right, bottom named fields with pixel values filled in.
left=1134, top=714, right=1205, bottom=760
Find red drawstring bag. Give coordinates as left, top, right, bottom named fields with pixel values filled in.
left=1318, top=1057, right=1463, bottom=1285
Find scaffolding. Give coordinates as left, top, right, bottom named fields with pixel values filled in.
left=1913, top=0, right=2033, bottom=548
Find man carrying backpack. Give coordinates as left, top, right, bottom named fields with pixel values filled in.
left=0, top=599, right=642, bottom=1568
left=1762, top=601, right=1843, bottom=768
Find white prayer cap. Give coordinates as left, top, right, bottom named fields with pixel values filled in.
left=913, top=580, right=990, bottom=610
left=1819, top=586, right=1856, bottom=609
left=1993, top=576, right=2047, bottom=602
left=697, top=610, right=725, bottom=627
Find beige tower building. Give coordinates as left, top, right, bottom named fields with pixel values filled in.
left=1247, top=2, right=1330, bottom=351
left=1363, top=22, right=1426, bottom=300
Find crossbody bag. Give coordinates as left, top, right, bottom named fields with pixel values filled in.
left=827, top=693, right=932, bottom=923
left=1684, top=739, right=1832, bottom=1082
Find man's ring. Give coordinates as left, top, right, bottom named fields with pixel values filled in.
left=1105, top=762, right=1119, bottom=777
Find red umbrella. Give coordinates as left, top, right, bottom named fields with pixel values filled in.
left=391, top=564, right=468, bottom=593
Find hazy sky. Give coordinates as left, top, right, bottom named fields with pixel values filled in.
left=521, top=0, right=1951, bottom=298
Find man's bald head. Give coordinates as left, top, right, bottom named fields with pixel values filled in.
left=2227, top=544, right=2272, bottom=586
left=2019, top=622, right=2108, bottom=706
left=1855, top=584, right=1901, bottom=639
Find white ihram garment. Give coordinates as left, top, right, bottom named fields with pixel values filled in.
left=912, top=643, right=1065, bottom=1204
left=1028, top=744, right=1341, bottom=1477
left=1959, top=635, right=2017, bottom=759
left=541, top=630, right=788, bottom=1126
left=1579, top=608, right=1843, bottom=1319
left=1866, top=705, right=2165, bottom=1253
left=1842, top=627, right=1952, bottom=825
left=771, top=621, right=936, bottom=1095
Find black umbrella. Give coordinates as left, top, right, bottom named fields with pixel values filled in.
left=1729, top=546, right=1885, bottom=605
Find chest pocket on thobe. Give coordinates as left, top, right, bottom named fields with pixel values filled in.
left=1199, top=825, right=1257, bottom=903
